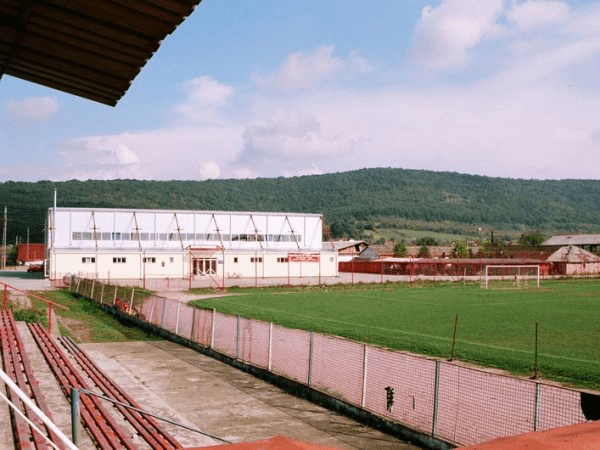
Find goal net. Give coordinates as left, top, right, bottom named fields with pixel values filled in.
left=484, top=265, right=540, bottom=289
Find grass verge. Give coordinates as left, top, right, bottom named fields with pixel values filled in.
left=27, top=289, right=161, bottom=343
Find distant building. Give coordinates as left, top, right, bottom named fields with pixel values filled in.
left=17, top=243, right=46, bottom=265
left=542, top=234, right=600, bottom=253
left=546, top=245, right=600, bottom=275
left=47, top=207, right=338, bottom=282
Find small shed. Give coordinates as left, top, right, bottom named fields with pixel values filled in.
left=547, top=245, right=600, bottom=275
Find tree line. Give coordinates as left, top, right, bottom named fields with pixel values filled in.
left=1, top=167, right=599, bottom=244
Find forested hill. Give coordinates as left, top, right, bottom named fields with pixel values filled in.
left=2, top=167, right=600, bottom=243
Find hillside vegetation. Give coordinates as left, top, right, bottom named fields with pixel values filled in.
left=2, top=168, right=599, bottom=244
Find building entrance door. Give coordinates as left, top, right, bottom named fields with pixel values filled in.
left=193, top=257, right=217, bottom=276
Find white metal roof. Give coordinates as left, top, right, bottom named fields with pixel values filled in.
left=542, top=234, right=600, bottom=246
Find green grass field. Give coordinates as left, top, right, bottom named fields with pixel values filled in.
left=191, top=279, right=600, bottom=389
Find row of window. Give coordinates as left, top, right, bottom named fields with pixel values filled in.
left=82, top=256, right=174, bottom=264
left=83, top=256, right=301, bottom=264
left=72, top=232, right=301, bottom=243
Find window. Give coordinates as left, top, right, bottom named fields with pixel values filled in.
left=101, top=232, right=111, bottom=240
left=143, top=257, right=156, bottom=263
left=113, top=257, right=126, bottom=263
left=82, top=232, right=92, bottom=240
left=82, top=257, right=95, bottom=263
left=169, top=257, right=174, bottom=263
left=112, top=232, right=121, bottom=240
left=233, top=257, right=238, bottom=263
left=277, top=257, right=288, bottom=263
left=250, top=257, right=263, bottom=263
left=72, top=232, right=82, bottom=240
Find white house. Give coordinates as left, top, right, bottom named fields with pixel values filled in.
left=47, top=207, right=338, bottom=281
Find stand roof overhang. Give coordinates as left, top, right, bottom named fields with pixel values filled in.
left=0, top=0, right=201, bottom=106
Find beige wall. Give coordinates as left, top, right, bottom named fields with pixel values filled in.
left=50, top=248, right=338, bottom=281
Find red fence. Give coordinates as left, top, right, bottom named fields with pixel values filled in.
left=70, top=276, right=588, bottom=447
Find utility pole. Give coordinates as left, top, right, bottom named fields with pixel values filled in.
left=2, top=206, right=7, bottom=270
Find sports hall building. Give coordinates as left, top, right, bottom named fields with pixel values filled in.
left=47, top=207, right=338, bottom=282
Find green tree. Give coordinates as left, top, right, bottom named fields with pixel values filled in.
left=394, top=241, right=408, bottom=257
left=518, top=229, right=546, bottom=246
left=418, top=244, right=430, bottom=257
left=452, top=240, right=469, bottom=258
left=416, top=236, right=439, bottom=246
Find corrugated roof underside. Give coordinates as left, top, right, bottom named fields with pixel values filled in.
left=0, top=0, right=201, bottom=106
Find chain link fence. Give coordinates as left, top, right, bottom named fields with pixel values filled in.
left=69, top=276, right=588, bottom=447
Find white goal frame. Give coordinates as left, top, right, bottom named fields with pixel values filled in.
left=484, top=265, right=540, bottom=289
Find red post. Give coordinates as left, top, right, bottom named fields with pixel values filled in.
left=3, top=285, right=7, bottom=310
left=48, top=303, right=53, bottom=334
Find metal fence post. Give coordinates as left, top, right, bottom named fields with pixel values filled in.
left=190, top=307, right=196, bottom=342
left=534, top=382, right=542, bottom=431
left=307, top=332, right=314, bottom=387
left=432, top=360, right=441, bottom=437
left=210, top=308, right=216, bottom=349
left=236, top=315, right=241, bottom=359
left=71, top=388, right=80, bottom=445
left=268, top=322, right=273, bottom=372
left=148, top=297, right=155, bottom=324
left=129, top=289, right=135, bottom=315
left=160, top=299, right=168, bottom=328
left=361, top=344, right=368, bottom=409
left=90, top=280, right=95, bottom=300
left=100, top=284, right=104, bottom=304
left=175, top=301, right=181, bottom=336
left=113, top=287, right=117, bottom=306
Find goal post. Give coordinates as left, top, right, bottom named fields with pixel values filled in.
left=484, top=265, right=540, bottom=289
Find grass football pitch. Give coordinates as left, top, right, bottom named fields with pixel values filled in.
left=192, top=278, right=600, bottom=389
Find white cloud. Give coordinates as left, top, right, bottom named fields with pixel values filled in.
left=230, top=167, right=257, bottom=179
left=507, top=1, right=570, bottom=31
left=199, top=161, right=221, bottom=180
left=252, top=45, right=372, bottom=91
left=59, top=125, right=244, bottom=180
left=237, top=108, right=365, bottom=176
left=281, top=166, right=324, bottom=178
left=59, top=141, right=142, bottom=180
left=5, top=96, right=59, bottom=121
left=174, top=76, right=234, bottom=124
left=411, top=0, right=506, bottom=70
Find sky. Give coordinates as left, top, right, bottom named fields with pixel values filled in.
left=1, top=0, right=600, bottom=182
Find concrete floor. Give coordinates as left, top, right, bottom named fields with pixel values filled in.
left=1, top=326, right=421, bottom=450
left=80, top=340, right=422, bottom=450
